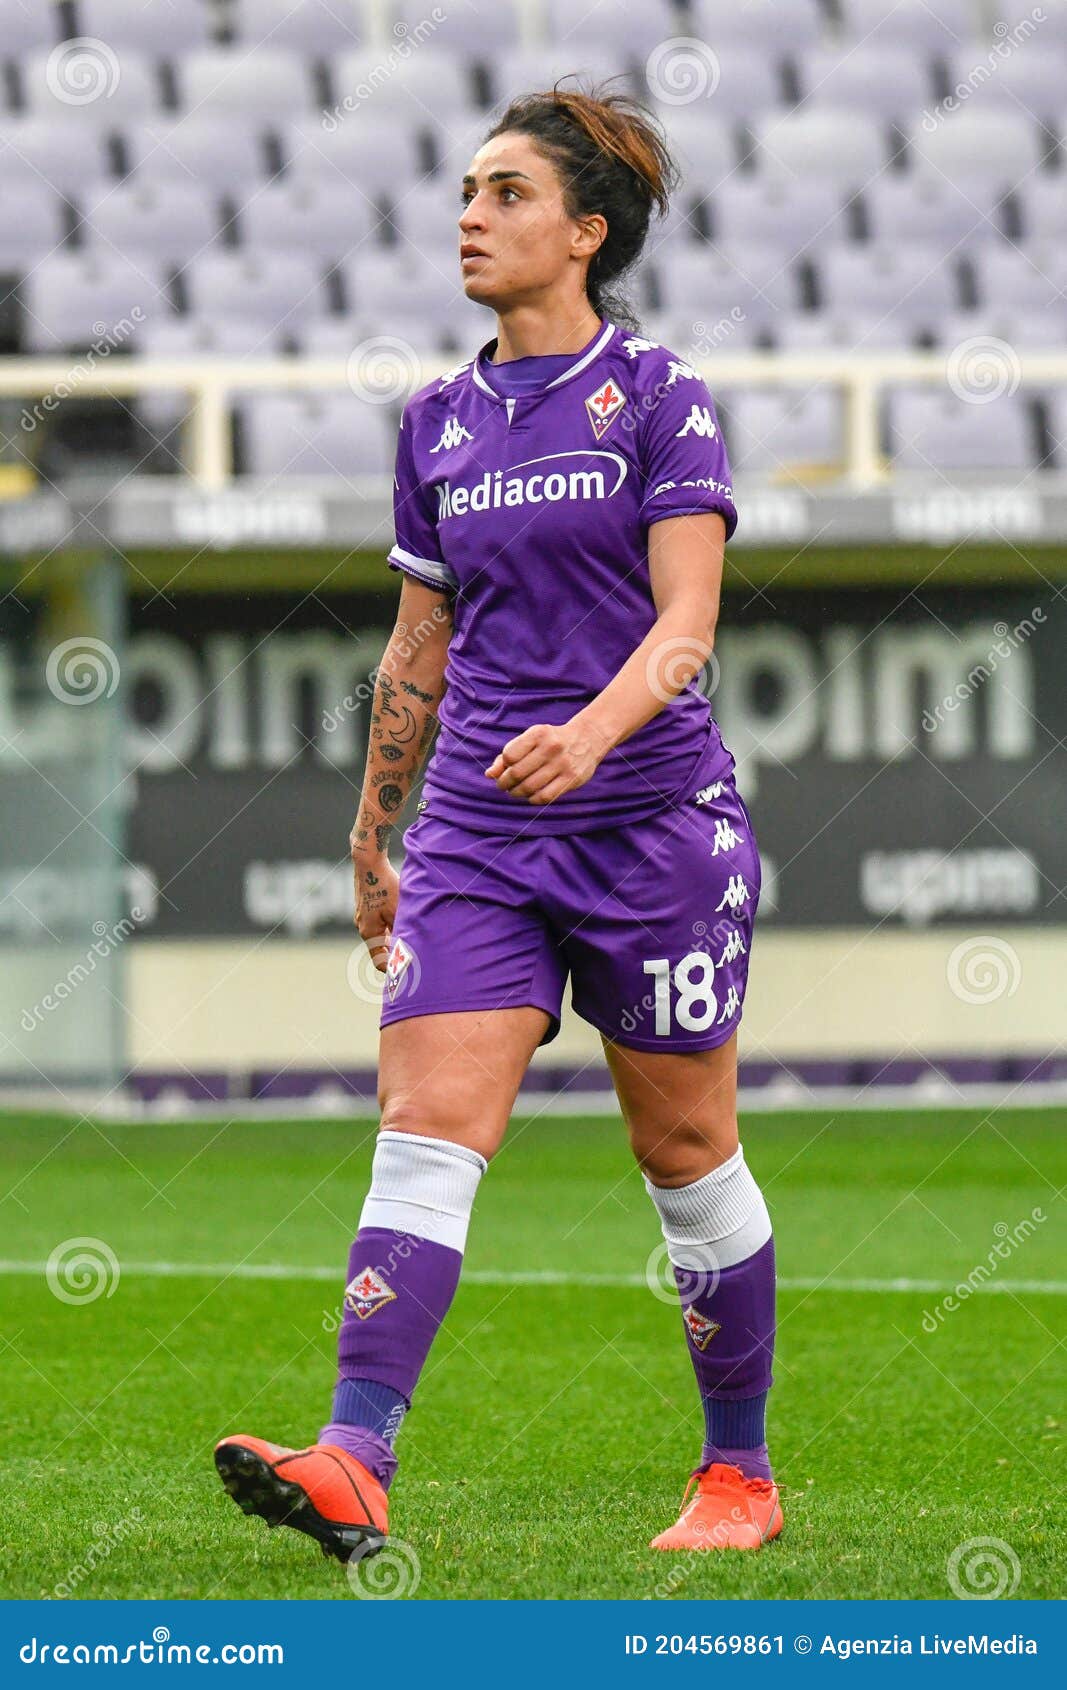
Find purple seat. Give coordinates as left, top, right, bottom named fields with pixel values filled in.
left=20, top=252, right=171, bottom=351
left=238, top=392, right=396, bottom=479
left=238, top=179, right=379, bottom=264
left=888, top=387, right=1033, bottom=470
left=76, top=179, right=220, bottom=265
left=124, top=118, right=271, bottom=190
left=176, top=48, right=316, bottom=117
left=0, top=119, right=113, bottom=195
left=0, top=183, right=67, bottom=266
left=183, top=252, right=328, bottom=332
left=17, top=45, right=160, bottom=122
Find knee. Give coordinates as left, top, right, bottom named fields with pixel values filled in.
left=631, top=1116, right=739, bottom=1187
left=377, top=1088, right=501, bottom=1163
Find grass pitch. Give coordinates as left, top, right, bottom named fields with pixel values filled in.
left=0, top=1105, right=1062, bottom=1601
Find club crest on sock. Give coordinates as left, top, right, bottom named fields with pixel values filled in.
left=343, top=1266, right=397, bottom=1321
left=683, top=1306, right=722, bottom=1351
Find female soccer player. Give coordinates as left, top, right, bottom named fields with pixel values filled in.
left=215, top=86, right=779, bottom=1564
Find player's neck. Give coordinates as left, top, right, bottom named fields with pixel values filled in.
left=491, top=303, right=604, bottom=364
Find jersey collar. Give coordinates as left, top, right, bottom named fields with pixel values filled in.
left=470, top=318, right=617, bottom=401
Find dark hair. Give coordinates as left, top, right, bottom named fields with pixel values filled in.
left=481, top=79, right=679, bottom=333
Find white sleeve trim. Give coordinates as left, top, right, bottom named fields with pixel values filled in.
left=387, top=545, right=458, bottom=590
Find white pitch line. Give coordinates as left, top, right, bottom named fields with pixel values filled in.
left=2, top=1261, right=1065, bottom=1295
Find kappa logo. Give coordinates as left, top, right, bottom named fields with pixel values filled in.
left=621, top=335, right=661, bottom=359
left=716, top=928, right=747, bottom=968
left=717, top=985, right=742, bottom=1025
left=716, top=874, right=752, bottom=913
left=429, top=416, right=473, bottom=454
left=710, top=818, right=744, bottom=857
left=683, top=1306, right=721, bottom=1351
left=344, top=1265, right=397, bottom=1321
left=386, top=935, right=414, bottom=1000
left=437, top=359, right=472, bottom=389
left=675, top=404, right=717, bottom=440
left=695, top=781, right=724, bottom=805
left=664, top=359, right=700, bottom=388
left=584, top=377, right=627, bottom=440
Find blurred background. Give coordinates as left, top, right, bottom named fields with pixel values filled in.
left=1, top=0, right=1064, bottom=1112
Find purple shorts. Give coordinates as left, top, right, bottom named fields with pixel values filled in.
left=379, top=772, right=761, bottom=1052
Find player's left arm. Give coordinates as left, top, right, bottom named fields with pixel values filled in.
left=484, top=512, right=725, bottom=803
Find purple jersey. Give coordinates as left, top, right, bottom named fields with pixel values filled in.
left=387, top=316, right=739, bottom=835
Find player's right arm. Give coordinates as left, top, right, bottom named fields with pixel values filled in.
left=350, top=574, right=452, bottom=969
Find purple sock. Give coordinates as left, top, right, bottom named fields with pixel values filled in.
left=320, top=1227, right=465, bottom=1489
left=676, top=1235, right=777, bottom=1482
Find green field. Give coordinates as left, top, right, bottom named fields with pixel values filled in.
left=0, top=1106, right=1062, bottom=1601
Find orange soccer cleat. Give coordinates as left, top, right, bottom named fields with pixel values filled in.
left=214, top=1434, right=388, bottom=1563
left=649, top=1462, right=783, bottom=1551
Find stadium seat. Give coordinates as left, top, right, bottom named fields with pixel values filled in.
left=906, top=109, right=1052, bottom=188
left=751, top=110, right=887, bottom=187
left=942, top=42, right=1067, bottom=122
left=816, top=246, right=962, bottom=327
left=285, top=113, right=427, bottom=198
left=75, top=180, right=221, bottom=266
left=125, top=118, right=273, bottom=190
left=653, top=244, right=800, bottom=326
left=794, top=46, right=935, bottom=118
left=768, top=312, right=916, bottom=351
left=1014, top=175, right=1067, bottom=242
left=229, top=0, right=367, bottom=52
left=936, top=308, right=1067, bottom=350
left=888, top=387, right=1034, bottom=470
left=688, top=0, right=824, bottom=51
left=183, top=253, right=329, bottom=333
left=726, top=386, right=845, bottom=475
left=135, top=316, right=289, bottom=442
left=970, top=245, right=1067, bottom=314
left=488, top=47, right=631, bottom=107
left=382, top=181, right=466, bottom=259
left=342, top=251, right=468, bottom=323
left=644, top=46, right=786, bottom=117
left=836, top=0, right=974, bottom=48
left=75, top=0, right=217, bottom=52
left=862, top=172, right=1007, bottom=248
left=654, top=109, right=737, bottom=186
left=709, top=178, right=848, bottom=252
left=1043, top=392, right=1067, bottom=469
left=238, top=180, right=379, bottom=264
left=396, top=0, right=522, bottom=52
left=332, top=45, right=481, bottom=117
left=16, top=46, right=161, bottom=122
left=237, top=392, right=396, bottom=479
left=0, top=119, right=113, bottom=196
left=176, top=48, right=318, bottom=116
left=0, top=0, right=63, bottom=49
left=19, top=252, right=171, bottom=351
left=544, top=0, right=692, bottom=59
left=0, top=184, right=68, bottom=268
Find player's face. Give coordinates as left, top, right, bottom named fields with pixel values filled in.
left=458, top=132, right=595, bottom=307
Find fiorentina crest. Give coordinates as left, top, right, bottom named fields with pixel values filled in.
left=344, top=1265, right=397, bottom=1321
left=584, top=377, right=627, bottom=440
left=683, top=1305, right=721, bottom=1351
left=385, top=935, right=413, bottom=1001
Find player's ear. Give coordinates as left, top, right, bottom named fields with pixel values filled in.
left=573, top=213, right=607, bottom=262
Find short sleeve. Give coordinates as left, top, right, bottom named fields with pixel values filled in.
left=387, top=410, right=458, bottom=594
left=636, top=367, right=738, bottom=540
